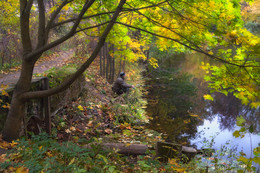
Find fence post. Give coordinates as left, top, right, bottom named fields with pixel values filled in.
left=42, top=77, right=51, bottom=134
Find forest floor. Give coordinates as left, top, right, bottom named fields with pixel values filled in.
left=0, top=49, right=75, bottom=86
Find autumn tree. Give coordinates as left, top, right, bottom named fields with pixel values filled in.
left=0, top=0, right=21, bottom=69
left=2, top=0, right=259, bottom=141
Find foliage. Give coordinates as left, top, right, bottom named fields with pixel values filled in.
left=201, top=61, right=260, bottom=108
left=0, top=133, right=126, bottom=172
left=0, top=0, right=19, bottom=30
left=43, top=64, right=78, bottom=88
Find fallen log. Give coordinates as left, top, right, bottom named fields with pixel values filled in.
left=84, top=142, right=210, bottom=162
left=84, top=143, right=148, bottom=155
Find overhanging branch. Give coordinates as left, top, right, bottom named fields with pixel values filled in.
left=51, top=1, right=167, bottom=29
left=76, top=21, right=110, bottom=33
left=115, top=22, right=260, bottom=68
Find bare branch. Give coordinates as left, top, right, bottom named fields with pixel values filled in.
left=51, top=11, right=114, bottom=29
left=76, top=21, right=110, bottom=33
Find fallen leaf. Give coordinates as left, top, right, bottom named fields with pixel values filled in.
left=104, top=129, right=113, bottom=134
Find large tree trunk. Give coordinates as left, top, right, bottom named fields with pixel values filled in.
left=2, top=60, right=35, bottom=141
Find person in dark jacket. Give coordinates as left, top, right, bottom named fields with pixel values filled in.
left=112, top=72, right=134, bottom=95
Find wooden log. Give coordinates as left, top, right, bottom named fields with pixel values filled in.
left=181, top=146, right=197, bottom=162
left=84, top=142, right=209, bottom=163
left=84, top=143, right=148, bottom=155
left=156, top=141, right=182, bottom=162
left=156, top=142, right=198, bottom=162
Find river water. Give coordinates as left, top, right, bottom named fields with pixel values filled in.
left=145, top=51, right=260, bottom=162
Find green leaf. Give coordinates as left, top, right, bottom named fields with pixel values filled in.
left=233, top=130, right=240, bottom=138
left=252, top=157, right=260, bottom=164
left=236, top=116, right=246, bottom=126
left=237, top=156, right=248, bottom=163
left=248, top=125, right=254, bottom=133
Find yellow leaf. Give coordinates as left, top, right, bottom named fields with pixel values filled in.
left=1, top=90, right=9, bottom=96
left=10, top=141, right=18, bottom=147
left=46, top=151, right=53, bottom=157
left=16, top=166, right=29, bottom=173
left=69, top=158, right=75, bottom=165
left=203, top=94, right=214, bottom=101
left=125, top=143, right=131, bottom=147
left=2, top=104, right=10, bottom=109
left=208, top=51, right=214, bottom=55
left=190, top=114, right=199, bottom=118
left=78, top=105, right=84, bottom=111
left=0, top=140, right=9, bottom=149
left=183, top=119, right=191, bottom=124
left=0, top=84, right=8, bottom=89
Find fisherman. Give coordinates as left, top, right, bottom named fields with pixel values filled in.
left=112, top=72, right=134, bottom=95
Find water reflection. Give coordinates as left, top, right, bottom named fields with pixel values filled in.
left=145, top=68, right=202, bottom=144
left=206, top=92, right=260, bottom=133
left=145, top=50, right=260, bottom=155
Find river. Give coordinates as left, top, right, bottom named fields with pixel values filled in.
left=145, top=51, right=260, bottom=164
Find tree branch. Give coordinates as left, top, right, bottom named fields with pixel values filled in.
left=126, top=2, right=205, bottom=53
left=51, top=11, right=114, bottom=29
left=22, top=0, right=127, bottom=100
left=37, top=0, right=46, bottom=49
left=46, top=0, right=73, bottom=37
left=26, top=0, right=95, bottom=61
left=76, top=21, right=110, bottom=33
left=51, top=1, right=167, bottom=29
left=20, top=0, right=34, bottom=55
left=115, top=22, right=260, bottom=68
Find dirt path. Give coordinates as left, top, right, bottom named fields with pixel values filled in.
left=0, top=49, right=75, bottom=86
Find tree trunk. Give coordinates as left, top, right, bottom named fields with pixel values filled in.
left=111, top=46, right=115, bottom=83
left=99, top=45, right=103, bottom=76
left=2, top=60, right=35, bottom=141
left=106, top=42, right=109, bottom=80
left=108, top=44, right=112, bottom=82
left=84, top=143, right=149, bottom=155
left=102, top=43, right=106, bottom=76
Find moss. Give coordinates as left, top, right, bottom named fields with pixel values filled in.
left=45, top=65, right=77, bottom=88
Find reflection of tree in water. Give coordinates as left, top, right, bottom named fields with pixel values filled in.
left=207, top=92, right=260, bottom=133
left=146, top=69, right=202, bottom=143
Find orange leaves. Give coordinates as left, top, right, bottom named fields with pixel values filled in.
left=15, top=166, right=29, bottom=173
left=104, top=129, right=113, bottom=134
left=0, top=136, right=18, bottom=150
